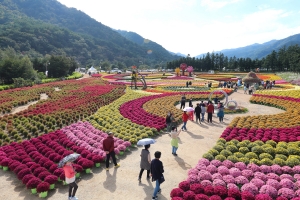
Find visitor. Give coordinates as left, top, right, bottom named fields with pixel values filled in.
left=214, top=96, right=219, bottom=104
left=181, top=111, right=189, bottom=131
left=189, top=98, right=193, bottom=107
left=194, top=103, right=201, bottom=123
left=188, top=105, right=194, bottom=121
left=217, top=103, right=224, bottom=123
left=103, top=132, right=120, bottom=170
left=186, top=81, right=189, bottom=88
left=63, top=161, right=78, bottom=200
left=200, top=103, right=206, bottom=122
left=207, top=101, right=214, bottom=123
left=151, top=151, right=164, bottom=200
left=244, top=84, right=247, bottom=94
left=180, top=94, right=186, bottom=109
left=170, top=127, right=181, bottom=156
left=165, top=111, right=172, bottom=133
left=138, top=144, right=151, bottom=182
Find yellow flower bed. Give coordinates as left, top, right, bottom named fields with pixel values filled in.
left=87, top=88, right=154, bottom=144
left=255, top=89, right=300, bottom=98
left=228, top=95, right=300, bottom=129
left=143, top=93, right=225, bottom=123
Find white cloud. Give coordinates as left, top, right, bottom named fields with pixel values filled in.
left=200, top=0, right=241, bottom=10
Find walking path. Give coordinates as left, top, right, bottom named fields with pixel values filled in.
left=0, top=90, right=285, bottom=200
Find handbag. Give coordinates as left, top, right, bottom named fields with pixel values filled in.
left=159, top=175, right=165, bottom=184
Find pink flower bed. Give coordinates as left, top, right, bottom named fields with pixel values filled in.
left=220, top=126, right=300, bottom=142
left=170, top=158, right=300, bottom=199
left=0, top=122, right=130, bottom=193
left=61, top=121, right=131, bottom=156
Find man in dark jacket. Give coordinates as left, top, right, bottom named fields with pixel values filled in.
left=151, top=151, right=164, bottom=200
left=194, top=103, right=201, bottom=123
left=103, top=132, right=120, bottom=170
left=180, top=94, right=186, bottom=109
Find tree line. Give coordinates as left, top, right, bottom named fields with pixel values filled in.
left=0, top=48, right=77, bottom=84
left=167, top=45, right=300, bottom=73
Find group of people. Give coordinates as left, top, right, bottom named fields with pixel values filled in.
left=218, top=80, right=238, bottom=89
left=261, top=80, right=275, bottom=89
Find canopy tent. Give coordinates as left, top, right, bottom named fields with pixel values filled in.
left=87, top=66, right=97, bottom=74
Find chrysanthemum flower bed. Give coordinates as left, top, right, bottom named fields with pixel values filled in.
left=61, top=121, right=131, bottom=157
left=171, top=88, right=300, bottom=199
left=87, top=88, right=156, bottom=144
left=0, top=78, right=125, bottom=145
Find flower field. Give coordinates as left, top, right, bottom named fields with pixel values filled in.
left=171, top=88, right=300, bottom=199
left=0, top=72, right=300, bottom=199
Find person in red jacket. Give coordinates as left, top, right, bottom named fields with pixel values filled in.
left=63, top=162, right=78, bottom=200
left=181, top=111, right=189, bottom=131
left=103, top=132, right=120, bottom=171
left=207, top=101, right=214, bottom=123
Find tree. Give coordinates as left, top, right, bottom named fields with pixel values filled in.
left=48, top=55, right=76, bottom=78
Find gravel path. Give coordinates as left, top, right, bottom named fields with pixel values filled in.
left=0, top=89, right=285, bottom=200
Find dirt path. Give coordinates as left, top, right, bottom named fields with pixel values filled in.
left=0, top=90, right=285, bottom=200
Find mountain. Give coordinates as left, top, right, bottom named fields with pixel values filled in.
left=115, top=30, right=180, bottom=61
left=196, top=33, right=300, bottom=59
left=169, top=51, right=186, bottom=57
left=0, top=0, right=179, bottom=66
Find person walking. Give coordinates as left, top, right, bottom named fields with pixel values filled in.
left=194, top=103, right=201, bottom=123
left=181, top=111, right=189, bottom=131
left=138, top=144, right=151, bottom=182
left=189, top=98, right=193, bottom=107
left=151, top=151, right=164, bottom=200
left=63, top=161, right=78, bottom=200
left=188, top=105, right=194, bottom=121
left=103, top=132, right=120, bottom=170
left=217, top=103, right=225, bottom=123
left=207, top=101, right=214, bottom=123
left=170, top=127, right=181, bottom=156
left=180, top=94, right=186, bottom=109
left=165, top=111, right=172, bottom=133
left=200, top=104, right=206, bottom=122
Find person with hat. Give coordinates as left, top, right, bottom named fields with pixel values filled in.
left=103, top=132, right=120, bottom=170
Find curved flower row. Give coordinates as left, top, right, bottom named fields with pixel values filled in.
left=143, top=90, right=231, bottom=122
left=61, top=121, right=131, bottom=157
left=0, top=129, right=105, bottom=195
left=203, top=138, right=300, bottom=167
left=0, top=79, right=125, bottom=146
left=228, top=94, right=300, bottom=129
left=87, top=88, right=156, bottom=144
left=220, top=127, right=300, bottom=142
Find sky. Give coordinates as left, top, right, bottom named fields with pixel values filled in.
left=56, top=0, right=300, bottom=57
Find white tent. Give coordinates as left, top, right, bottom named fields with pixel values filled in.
left=87, top=66, right=97, bottom=74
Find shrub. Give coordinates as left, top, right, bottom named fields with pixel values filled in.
left=227, top=156, right=239, bottom=163
left=22, top=174, right=36, bottom=185
left=215, top=155, right=226, bottom=161
left=203, top=153, right=214, bottom=161
left=259, top=153, right=273, bottom=160
left=220, top=150, right=232, bottom=157
left=26, top=177, right=42, bottom=189
left=183, top=191, right=196, bottom=200
left=286, top=157, right=300, bottom=167
left=44, top=175, right=58, bottom=184
left=37, top=181, right=50, bottom=193
left=226, top=145, right=239, bottom=153
left=275, top=154, right=288, bottom=160
left=170, top=188, right=184, bottom=198
left=238, top=157, right=250, bottom=164
left=259, top=158, right=273, bottom=166
left=213, top=145, right=224, bottom=152
left=245, top=152, right=258, bottom=160
left=275, top=147, right=289, bottom=156
left=239, top=147, right=249, bottom=154
left=179, top=181, right=190, bottom=192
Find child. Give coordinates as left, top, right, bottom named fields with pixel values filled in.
left=63, top=162, right=78, bottom=200
left=170, top=127, right=181, bottom=156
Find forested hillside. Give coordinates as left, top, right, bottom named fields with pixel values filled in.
left=0, top=0, right=179, bottom=66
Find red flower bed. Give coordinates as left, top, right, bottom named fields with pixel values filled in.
left=0, top=78, right=125, bottom=145
left=220, top=126, right=300, bottom=142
